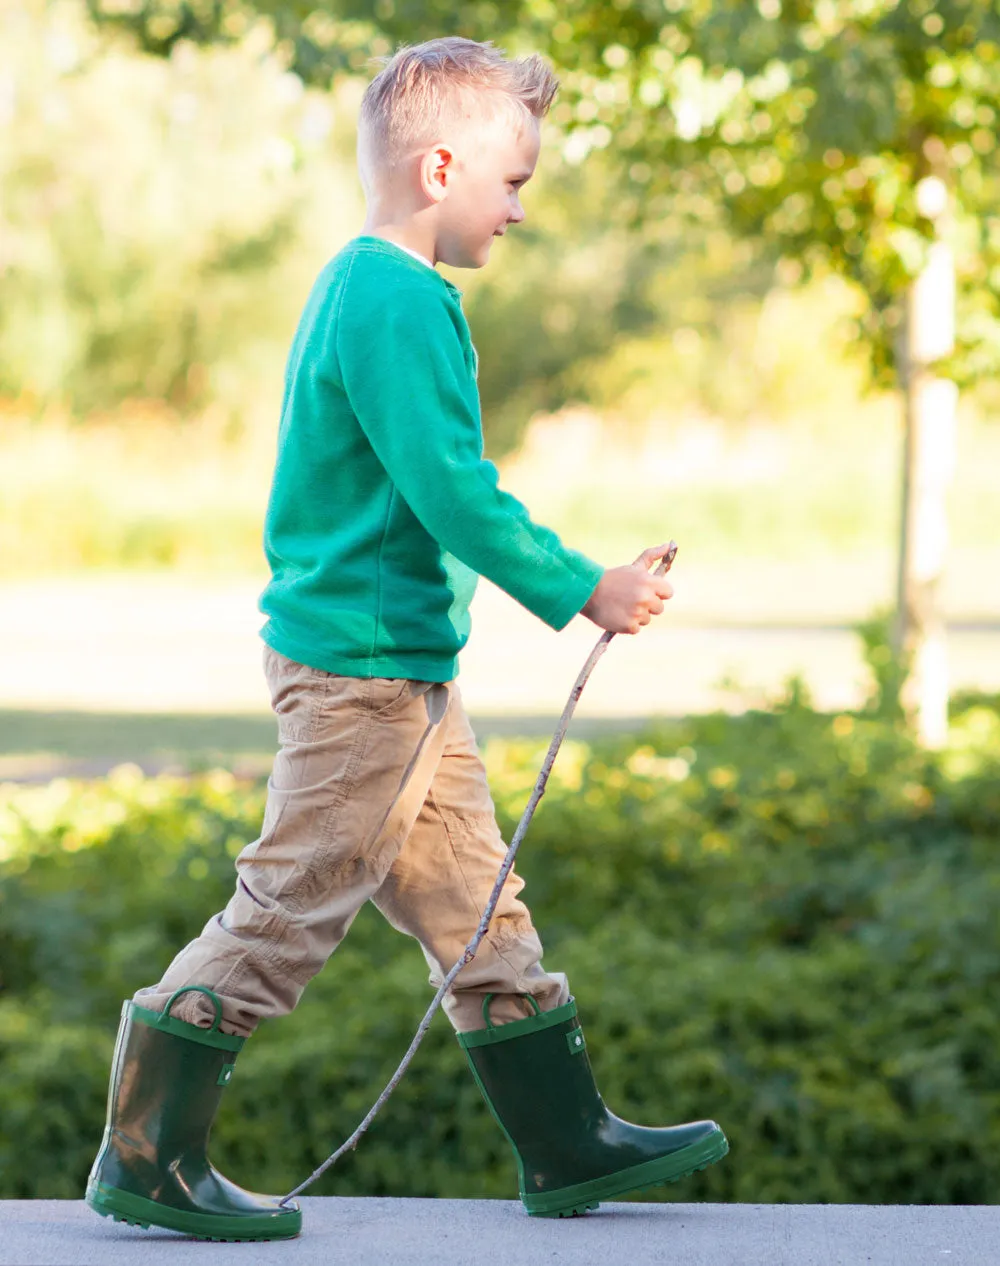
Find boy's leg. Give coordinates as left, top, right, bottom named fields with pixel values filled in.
left=133, top=648, right=453, bottom=1035
left=371, top=684, right=569, bottom=1032
left=371, top=688, right=729, bottom=1217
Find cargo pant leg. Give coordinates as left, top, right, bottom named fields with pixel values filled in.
left=133, top=648, right=451, bottom=1036
left=371, top=683, right=569, bottom=1033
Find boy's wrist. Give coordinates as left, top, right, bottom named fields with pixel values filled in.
left=577, top=571, right=604, bottom=624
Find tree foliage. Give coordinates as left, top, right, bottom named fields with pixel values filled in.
left=3, top=1, right=795, bottom=452
left=86, top=0, right=1000, bottom=391
left=1, top=0, right=319, bottom=415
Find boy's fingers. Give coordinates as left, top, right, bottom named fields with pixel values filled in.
left=633, top=542, right=672, bottom=569
left=654, top=578, right=674, bottom=600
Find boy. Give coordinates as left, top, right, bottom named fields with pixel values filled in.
left=85, top=37, right=726, bottom=1241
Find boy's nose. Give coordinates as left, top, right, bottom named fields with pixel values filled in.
left=509, top=198, right=526, bottom=224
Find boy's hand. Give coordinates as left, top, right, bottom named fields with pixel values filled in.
left=581, top=543, right=676, bottom=635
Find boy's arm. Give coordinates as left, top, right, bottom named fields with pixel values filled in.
left=336, top=278, right=603, bottom=630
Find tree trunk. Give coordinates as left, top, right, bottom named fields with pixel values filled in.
left=894, top=179, right=957, bottom=749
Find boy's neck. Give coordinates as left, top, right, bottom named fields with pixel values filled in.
left=360, top=216, right=437, bottom=268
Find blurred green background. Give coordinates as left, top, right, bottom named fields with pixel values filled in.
left=2, top=0, right=1000, bottom=1209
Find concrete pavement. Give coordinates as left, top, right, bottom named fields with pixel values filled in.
left=3, top=1198, right=998, bottom=1266
left=1, top=573, right=999, bottom=720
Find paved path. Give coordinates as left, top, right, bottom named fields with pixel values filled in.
left=1, top=574, right=998, bottom=719
left=4, top=1198, right=997, bottom=1265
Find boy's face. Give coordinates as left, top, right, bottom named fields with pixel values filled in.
left=434, top=114, right=541, bottom=269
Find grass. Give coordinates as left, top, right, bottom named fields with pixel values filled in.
left=3, top=394, right=999, bottom=581
left=0, top=405, right=278, bottom=580
left=1, top=274, right=997, bottom=751
left=2, top=264, right=998, bottom=585
left=502, top=396, right=1000, bottom=569
left=0, top=709, right=657, bottom=780
left=0, top=710, right=278, bottom=774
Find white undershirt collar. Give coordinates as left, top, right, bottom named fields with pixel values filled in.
left=395, top=242, right=435, bottom=269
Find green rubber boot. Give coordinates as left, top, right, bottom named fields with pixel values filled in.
left=459, top=994, right=728, bottom=1218
left=85, top=986, right=301, bottom=1241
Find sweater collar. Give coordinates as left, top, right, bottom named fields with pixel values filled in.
left=351, top=235, right=463, bottom=298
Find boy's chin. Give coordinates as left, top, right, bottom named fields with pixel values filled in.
left=439, top=238, right=493, bottom=270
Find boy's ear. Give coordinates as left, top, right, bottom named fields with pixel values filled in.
left=420, top=144, right=453, bottom=204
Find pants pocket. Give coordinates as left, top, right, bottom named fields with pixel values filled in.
left=363, top=677, right=437, bottom=717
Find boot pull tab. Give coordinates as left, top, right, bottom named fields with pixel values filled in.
left=481, top=992, right=542, bottom=1032
left=160, top=985, right=226, bottom=1034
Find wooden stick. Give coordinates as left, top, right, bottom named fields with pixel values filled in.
left=280, top=541, right=678, bottom=1205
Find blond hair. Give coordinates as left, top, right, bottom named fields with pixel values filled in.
left=358, top=37, right=558, bottom=189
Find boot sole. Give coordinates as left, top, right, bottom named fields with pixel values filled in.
left=522, top=1126, right=729, bottom=1218
left=86, top=1181, right=302, bottom=1241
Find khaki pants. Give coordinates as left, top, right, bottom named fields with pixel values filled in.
left=133, top=646, right=568, bottom=1036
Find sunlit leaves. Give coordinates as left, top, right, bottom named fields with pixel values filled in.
left=80, top=0, right=1000, bottom=388
left=521, top=0, right=1000, bottom=386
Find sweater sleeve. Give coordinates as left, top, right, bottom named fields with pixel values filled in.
left=335, top=268, right=603, bottom=631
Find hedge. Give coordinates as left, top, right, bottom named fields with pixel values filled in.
left=1, top=689, right=998, bottom=1204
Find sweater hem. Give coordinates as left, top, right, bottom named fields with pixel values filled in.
left=261, top=625, right=458, bottom=683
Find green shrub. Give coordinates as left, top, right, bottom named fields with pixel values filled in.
left=1, top=698, right=999, bottom=1203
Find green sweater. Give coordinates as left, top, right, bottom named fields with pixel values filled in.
left=259, top=235, right=604, bottom=682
